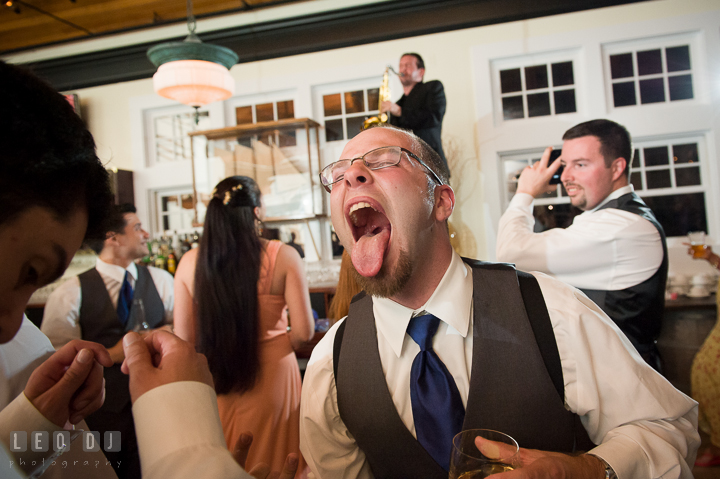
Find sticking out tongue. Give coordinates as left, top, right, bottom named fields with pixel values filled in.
left=350, top=208, right=391, bottom=277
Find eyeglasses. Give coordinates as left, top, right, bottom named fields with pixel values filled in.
left=319, top=146, right=443, bottom=193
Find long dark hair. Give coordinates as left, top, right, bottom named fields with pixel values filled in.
left=194, top=176, right=263, bottom=394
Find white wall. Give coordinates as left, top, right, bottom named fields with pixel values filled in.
left=68, top=0, right=720, bottom=274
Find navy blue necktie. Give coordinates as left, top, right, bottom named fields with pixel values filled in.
left=407, top=313, right=465, bottom=471
left=117, top=271, right=134, bottom=326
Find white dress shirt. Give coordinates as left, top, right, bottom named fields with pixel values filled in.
left=299, top=251, right=699, bottom=479
left=41, top=258, right=174, bottom=348
left=496, top=185, right=664, bottom=291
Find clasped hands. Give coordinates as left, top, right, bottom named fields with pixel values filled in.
left=516, top=146, right=563, bottom=199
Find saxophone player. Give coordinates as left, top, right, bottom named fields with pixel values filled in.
left=381, top=53, right=448, bottom=170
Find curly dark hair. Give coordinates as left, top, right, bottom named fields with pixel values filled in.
left=0, top=61, right=113, bottom=240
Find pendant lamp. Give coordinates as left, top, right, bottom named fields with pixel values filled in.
left=147, top=0, right=239, bottom=111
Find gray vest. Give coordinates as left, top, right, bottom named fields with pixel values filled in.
left=78, top=265, right=165, bottom=412
left=334, top=259, right=592, bottom=479
left=580, top=192, right=668, bottom=354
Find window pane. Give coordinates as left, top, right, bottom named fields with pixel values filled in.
left=644, top=146, right=669, bottom=166
left=612, top=82, right=636, bottom=107
left=278, top=130, right=297, bottom=148
left=276, top=100, right=294, bottom=120
left=666, top=45, right=691, bottom=72
left=673, top=143, right=698, bottom=164
left=323, top=94, right=342, bottom=117
left=641, top=192, right=707, bottom=237
left=236, top=105, right=253, bottom=125
left=553, top=89, right=576, bottom=114
left=646, top=169, right=671, bottom=189
left=610, top=53, right=634, bottom=79
left=345, top=90, right=365, bottom=114
left=500, top=69, right=522, bottom=93
left=675, top=166, right=701, bottom=187
left=256, top=103, right=274, bottom=122
left=527, top=92, right=551, bottom=117
left=639, top=78, right=665, bottom=104
left=367, top=88, right=380, bottom=111
left=325, top=119, right=343, bottom=142
left=632, top=148, right=640, bottom=168
left=637, top=49, right=663, bottom=76
left=668, top=74, right=693, bottom=101
left=532, top=203, right=581, bottom=230
left=551, top=61, right=574, bottom=87
left=630, top=171, right=643, bottom=190
left=524, top=65, right=548, bottom=90
left=502, top=96, right=524, bottom=120
left=346, top=116, right=366, bottom=139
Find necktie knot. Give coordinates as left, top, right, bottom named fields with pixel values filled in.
left=407, top=314, right=440, bottom=351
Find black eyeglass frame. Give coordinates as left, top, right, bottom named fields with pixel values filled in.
left=319, top=146, right=444, bottom=193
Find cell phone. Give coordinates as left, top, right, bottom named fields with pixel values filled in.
left=548, top=149, right=564, bottom=185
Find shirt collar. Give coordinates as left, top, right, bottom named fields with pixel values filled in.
left=373, top=251, right=473, bottom=357
left=586, top=184, right=634, bottom=213
left=96, top=257, right=138, bottom=283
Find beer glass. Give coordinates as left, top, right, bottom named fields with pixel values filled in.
left=449, top=429, right=521, bottom=479
left=688, top=231, right=707, bottom=259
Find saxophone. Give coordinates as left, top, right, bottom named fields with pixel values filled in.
left=362, top=67, right=396, bottom=130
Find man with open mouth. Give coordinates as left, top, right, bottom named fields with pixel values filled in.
left=299, top=124, right=698, bottom=479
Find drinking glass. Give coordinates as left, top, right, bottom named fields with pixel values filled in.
left=449, top=429, right=521, bottom=479
left=131, top=298, right=150, bottom=332
left=688, top=231, right=707, bottom=259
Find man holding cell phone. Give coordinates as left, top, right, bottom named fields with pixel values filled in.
left=497, top=119, right=667, bottom=372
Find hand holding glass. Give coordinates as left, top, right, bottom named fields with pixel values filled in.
left=449, top=429, right=521, bottom=479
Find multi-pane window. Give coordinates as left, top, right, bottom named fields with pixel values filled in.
left=235, top=100, right=295, bottom=125
left=153, top=111, right=209, bottom=163
left=499, top=61, right=577, bottom=120
left=629, top=140, right=706, bottom=236
left=235, top=100, right=296, bottom=147
left=322, top=88, right=380, bottom=142
left=155, top=189, right=201, bottom=233
left=501, top=137, right=708, bottom=237
left=608, top=44, right=694, bottom=108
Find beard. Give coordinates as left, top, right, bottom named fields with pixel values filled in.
left=350, top=247, right=413, bottom=299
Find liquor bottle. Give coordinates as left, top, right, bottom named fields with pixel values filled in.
left=167, top=251, right=177, bottom=275
left=191, top=230, right=201, bottom=249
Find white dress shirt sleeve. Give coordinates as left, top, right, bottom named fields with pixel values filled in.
left=300, top=319, right=374, bottom=479
left=534, top=272, right=699, bottom=478
left=496, top=193, right=663, bottom=290
left=147, top=267, right=175, bottom=324
left=132, top=381, right=252, bottom=479
left=40, top=278, right=82, bottom=350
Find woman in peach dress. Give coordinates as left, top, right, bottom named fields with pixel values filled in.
left=174, top=176, right=314, bottom=477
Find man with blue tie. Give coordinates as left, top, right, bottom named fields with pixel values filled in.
left=42, top=203, right=174, bottom=479
left=299, top=125, right=699, bottom=478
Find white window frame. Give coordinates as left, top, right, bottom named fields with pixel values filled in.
left=143, top=104, right=211, bottom=167
left=223, top=89, right=297, bottom=126
left=602, top=32, right=701, bottom=113
left=491, top=48, right=582, bottom=125
left=313, top=77, right=384, bottom=143
left=150, top=186, right=201, bottom=236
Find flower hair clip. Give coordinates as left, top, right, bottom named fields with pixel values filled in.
left=223, top=184, right=243, bottom=205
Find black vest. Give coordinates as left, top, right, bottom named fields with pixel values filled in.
left=334, top=259, right=593, bottom=479
left=580, top=192, right=668, bottom=353
left=78, top=265, right=165, bottom=412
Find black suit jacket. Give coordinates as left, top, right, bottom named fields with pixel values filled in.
left=389, top=80, right=447, bottom=168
